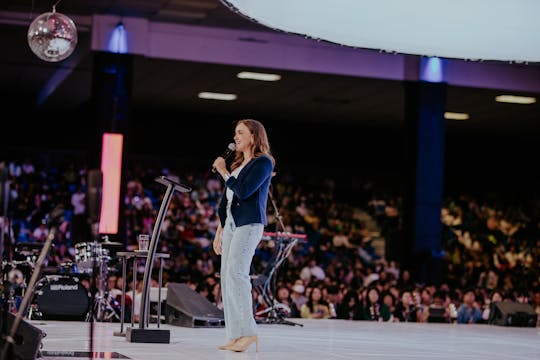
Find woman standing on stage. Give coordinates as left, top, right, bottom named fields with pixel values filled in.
left=212, top=119, right=275, bottom=353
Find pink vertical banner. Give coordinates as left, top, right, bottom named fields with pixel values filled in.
left=99, top=133, right=123, bottom=234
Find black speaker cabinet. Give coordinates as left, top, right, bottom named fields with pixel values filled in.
left=488, top=301, right=538, bottom=327
left=165, top=283, right=225, bottom=328
left=0, top=310, right=46, bottom=360
left=86, top=169, right=102, bottom=223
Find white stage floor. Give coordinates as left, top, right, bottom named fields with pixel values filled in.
left=32, top=319, right=540, bottom=360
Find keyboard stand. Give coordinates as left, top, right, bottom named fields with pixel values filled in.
left=254, top=188, right=305, bottom=327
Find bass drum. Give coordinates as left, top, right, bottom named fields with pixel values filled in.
left=33, top=275, right=90, bottom=320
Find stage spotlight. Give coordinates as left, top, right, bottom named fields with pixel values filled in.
left=27, top=5, right=78, bottom=62
left=107, top=22, right=129, bottom=54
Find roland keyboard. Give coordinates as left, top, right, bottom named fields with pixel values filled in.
left=261, top=232, right=308, bottom=243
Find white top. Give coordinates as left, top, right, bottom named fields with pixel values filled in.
left=226, top=162, right=247, bottom=212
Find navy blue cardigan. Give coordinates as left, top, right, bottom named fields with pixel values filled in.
left=218, top=155, right=273, bottom=228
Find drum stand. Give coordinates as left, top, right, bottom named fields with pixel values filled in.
left=93, top=291, right=120, bottom=322
left=92, top=260, right=120, bottom=322
left=79, top=240, right=122, bottom=323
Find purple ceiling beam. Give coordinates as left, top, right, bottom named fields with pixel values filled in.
left=446, top=60, right=540, bottom=94
left=91, top=15, right=540, bottom=93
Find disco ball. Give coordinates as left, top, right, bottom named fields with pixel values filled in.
left=27, top=11, right=78, bottom=62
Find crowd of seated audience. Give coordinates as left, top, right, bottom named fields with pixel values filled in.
left=1, top=158, right=539, bottom=327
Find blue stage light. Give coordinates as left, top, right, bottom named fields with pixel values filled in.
left=107, top=22, right=128, bottom=54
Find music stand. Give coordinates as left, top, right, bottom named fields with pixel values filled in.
left=255, top=186, right=304, bottom=327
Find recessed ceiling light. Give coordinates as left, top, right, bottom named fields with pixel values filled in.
left=237, top=71, right=281, bottom=81
left=198, top=92, right=237, bottom=101
left=444, top=112, right=469, bottom=120
left=495, top=95, right=536, bottom=104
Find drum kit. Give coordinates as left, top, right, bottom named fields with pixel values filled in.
left=1, top=239, right=124, bottom=322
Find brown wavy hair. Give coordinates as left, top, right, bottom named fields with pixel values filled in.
left=230, top=119, right=275, bottom=171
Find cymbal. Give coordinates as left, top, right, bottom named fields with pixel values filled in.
left=15, top=242, right=54, bottom=256
left=100, top=241, right=124, bottom=247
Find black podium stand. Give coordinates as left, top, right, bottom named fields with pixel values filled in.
left=114, top=251, right=169, bottom=337
left=126, top=176, right=191, bottom=344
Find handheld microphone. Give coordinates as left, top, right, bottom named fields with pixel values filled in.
left=212, top=143, right=236, bottom=173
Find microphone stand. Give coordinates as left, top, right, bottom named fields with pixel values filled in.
left=256, top=184, right=303, bottom=327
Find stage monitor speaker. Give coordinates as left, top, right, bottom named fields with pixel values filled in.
left=0, top=310, right=46, bottom=360
left=165, top=283, right=225, bottom=328
left=427, top=307, right=449, bottom=323
left=488, top=301, right=538, bottom=327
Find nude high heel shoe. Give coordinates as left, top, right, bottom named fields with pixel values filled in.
left=230, top=335, right=259, bottom=352
left=218, top=339, right=237, bottom=350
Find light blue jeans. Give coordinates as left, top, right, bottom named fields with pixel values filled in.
left=221, top=212, right=263, bottom=340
